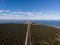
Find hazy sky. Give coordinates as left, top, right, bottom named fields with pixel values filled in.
left=0, top=0, right=60, bottom=20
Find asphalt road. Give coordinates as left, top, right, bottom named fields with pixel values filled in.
left=27, top=28, right=30, bottom=45
left=25, top=23, right=31, bottom=45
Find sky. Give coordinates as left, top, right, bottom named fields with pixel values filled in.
left=0, top=0, right=60, bottom=20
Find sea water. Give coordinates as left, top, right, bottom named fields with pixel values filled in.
left=0, top=20, right=60, bottom=26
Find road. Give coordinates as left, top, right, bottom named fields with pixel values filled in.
left=25, top=22, right=31, bottom=45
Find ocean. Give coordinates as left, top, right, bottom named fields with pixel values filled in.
left=0, top=20, right=60, bottom=26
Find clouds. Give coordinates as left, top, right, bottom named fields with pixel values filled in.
left=0, top=10, right=10, bottom=13
left=0, top=9, right=60, bottom=20
left=0, top=9, right=42, bottom=18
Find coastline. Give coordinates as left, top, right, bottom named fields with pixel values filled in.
left=46, top=25, right=60, bottom=29
left=32, top=23, right=60, bottom=29
left=51, top=26, right=60, bottom=29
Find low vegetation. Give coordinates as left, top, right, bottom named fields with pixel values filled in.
left=31, top=24, right=60, bottom=45
left=0, top=23, right=60, bottom=45
left=0, top=23, right=27, bottom=45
